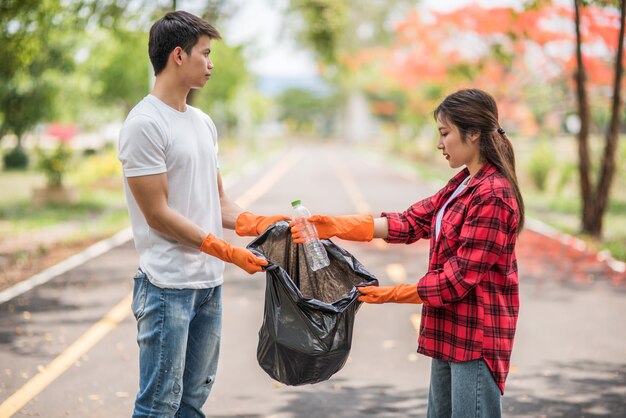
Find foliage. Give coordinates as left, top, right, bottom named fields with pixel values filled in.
left=276, top=88, right=338, bottom=134
left=527, top=141, right=556, bottom=191
left=88, top=29, right=151, bottom=115
left=288, top=0, right=349, bottom=65
left=70, top=147, right=122, bottom=187
left=0, top=0, right=131, bottom=145
left=35, top=144, right=73, bottom=187
left=3, top=146, right=29, bottom=170
left=0, top=75, right=58, bottom=143
left=556, top=161, right=578, bottom=194
left=190, top=41, right=252, bottom=138
left=338, top=2, right=624, bottom=135
left=195, top=42, right=250, bottom=112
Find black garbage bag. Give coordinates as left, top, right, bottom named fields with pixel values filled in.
left=247, top=221, right=378, bottom=386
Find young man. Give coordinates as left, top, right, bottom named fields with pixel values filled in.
left=118, top=11, right=288, bottom=417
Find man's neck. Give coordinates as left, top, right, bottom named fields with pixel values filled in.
left=151, top=75, right=190, bottom=112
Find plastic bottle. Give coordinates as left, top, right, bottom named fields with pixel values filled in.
left=291, top=200, right=330, bottom=271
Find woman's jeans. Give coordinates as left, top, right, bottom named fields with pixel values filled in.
left=131, top=270, right=222, bottom=418
left=427, top=358, right=502, bottom=418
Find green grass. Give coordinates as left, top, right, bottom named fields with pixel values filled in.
left=0, top=185, right=128, bottom=239
left=0, top=148, right=129, bottom=242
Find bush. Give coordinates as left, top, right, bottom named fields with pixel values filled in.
left=556, top=162, right=577, bottom=194
left=71, top=147, right=122, bottom=187
left=527, top=141, right=555, bottom=192
left=3, top=146, right=30, bottom=170
left=35, top=144, right=72, bottom=187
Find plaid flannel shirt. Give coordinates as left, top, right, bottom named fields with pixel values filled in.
left=382, top=163, right=520, bottom=394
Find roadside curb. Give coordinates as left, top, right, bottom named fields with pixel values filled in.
left=0, top=227, right=133, bottom=304
left=524, top=218, right=626, bottom=274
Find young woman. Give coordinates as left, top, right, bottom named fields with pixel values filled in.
left=292, top=89, right=524, bottom=417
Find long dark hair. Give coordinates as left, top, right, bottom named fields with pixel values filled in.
left=434, top=89, right=525, bottom=233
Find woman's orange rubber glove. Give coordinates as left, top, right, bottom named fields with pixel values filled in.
left=200, top=234, right=267, bottom=274
left=235, top=211, right=291, bottom=236
left=290, top=214, right=374, bottom=243
left=357, top=283, right=422, bottom=304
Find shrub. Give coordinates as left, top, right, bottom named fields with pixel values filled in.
left=3, top=147, right=29, bottom=170
left=35, top=144, right=72, bottom=187
left=556, top=162, right=577, bottom=195
left=527, top=141, right=555, bottom=192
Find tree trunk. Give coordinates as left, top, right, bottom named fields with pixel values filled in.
left=588, top=0, right=626, bottom=237
left=573, top=0, right=594, bottom=234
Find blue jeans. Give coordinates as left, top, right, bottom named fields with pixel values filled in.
left=427, top=358, right=501, bottom=418
left=131, top=269, right=222, bottom=418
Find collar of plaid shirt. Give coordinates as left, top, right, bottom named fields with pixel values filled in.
left=445, top=161, right=499, bottom=192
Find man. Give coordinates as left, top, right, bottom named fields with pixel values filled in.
left=118, top=11, right=287, bottom=417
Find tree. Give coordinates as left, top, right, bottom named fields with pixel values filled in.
left=340, top=2, right=624, bottom=238
left=276, top=87, right=338, bottom=134
left=573, top=0, right=625, bottom=237
left=0, top=0, right=130, bottom=150
left=286, top=0, right=415, bottom=141
left=0, top=0, right=65, bottom=150
left=192, top=41, right=251, bottom=138
left=89, top=29, right=151, bottom=116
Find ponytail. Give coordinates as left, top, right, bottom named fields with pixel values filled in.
left=483, top=128, right=525, bottom=233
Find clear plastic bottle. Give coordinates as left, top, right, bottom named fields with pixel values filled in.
left=291, top=200, right=330, bottom=271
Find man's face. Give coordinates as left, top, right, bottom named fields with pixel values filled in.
left=182, top=35, right=214, bottom=89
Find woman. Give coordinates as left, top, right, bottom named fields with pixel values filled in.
left=292, top=89, right=524, bottom=417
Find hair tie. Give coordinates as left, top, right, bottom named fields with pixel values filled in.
left=497, top=127, right=506, bottom=135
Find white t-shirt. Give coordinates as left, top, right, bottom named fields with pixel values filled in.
left=118, top=94, right=224, bottom=289
left=435, top=175, right=471, bottom=240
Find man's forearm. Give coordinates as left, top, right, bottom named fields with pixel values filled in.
left=147, top=207, right=206, bottom=248
left=220, top=196, right=244, bottom=230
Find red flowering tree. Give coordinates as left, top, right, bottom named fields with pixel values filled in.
left=342, top=1, right=624, bottom=237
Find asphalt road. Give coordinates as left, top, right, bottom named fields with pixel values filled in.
left=0, top=144, right=624, bottom=417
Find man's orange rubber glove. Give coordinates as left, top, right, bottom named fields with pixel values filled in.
left=290, top=214, right=374, bottom=243
left=200, top=234, right=267, bottom=274
left=235, top=211, right=291, bottom=237
left=357, top=284, right=423, bottom=304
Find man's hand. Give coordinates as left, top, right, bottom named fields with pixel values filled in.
left=357, top=283, right=422, bottom=304
left=290, top=214, right=374, bottom=243
left=200, top=234, right=267, bottom=274
left=235, top=211, right=291, bottom=237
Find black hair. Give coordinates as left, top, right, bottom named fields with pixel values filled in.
left=148, top=10, right=221, bottom=75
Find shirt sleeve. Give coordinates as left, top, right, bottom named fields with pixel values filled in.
left=417, top=195, right=518, bottom=307
left=118, top=114, right=168, bottom=178
left=381, top=190, right=442, bottom=244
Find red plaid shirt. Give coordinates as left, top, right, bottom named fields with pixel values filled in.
left=382, top=163, right=520, bottom=394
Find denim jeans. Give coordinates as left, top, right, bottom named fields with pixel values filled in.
left=131, top=269, right=222, bottom=418
left=427, top=358, right=501, bottom=418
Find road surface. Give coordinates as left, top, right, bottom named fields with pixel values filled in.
left=1, top=144, right=624, bottom=417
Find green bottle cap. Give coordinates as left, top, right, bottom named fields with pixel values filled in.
left=291, top=199, right=301, bottom=207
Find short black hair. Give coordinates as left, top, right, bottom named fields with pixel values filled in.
left=148, top=10, right=221, bottom=75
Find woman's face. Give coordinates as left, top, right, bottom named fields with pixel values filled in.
left=436, top=115, right=481, bottom=174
